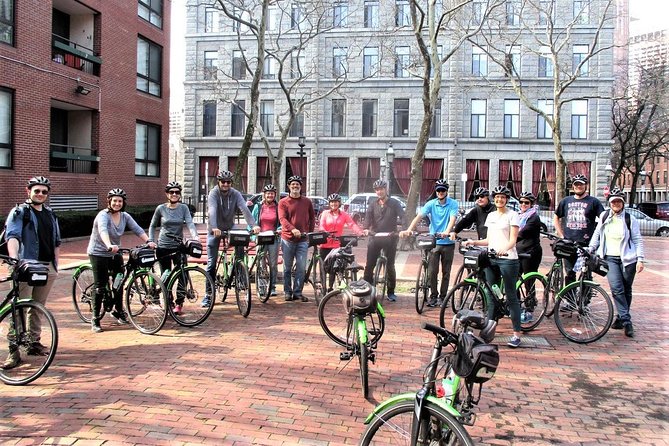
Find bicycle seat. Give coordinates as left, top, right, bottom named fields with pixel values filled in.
left=347, top=263, right=364, bottom=272
left=456, top=309, right=488, bottom=329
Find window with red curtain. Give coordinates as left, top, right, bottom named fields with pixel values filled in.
left=532, top=160, right=556, bottom=210
left=198, top=156, right=219, bottom=202
left=327, top=158, right=349, bottom=195
left=357, top=158, right=381, bottom=192
left=465, top=159, right=489, bottom=201
left=499, top=160, right=522, bottom=198
left=566, top=161, right=591, bottom=192
left=287, top=157, right=308, bottom=187
left=228, top=157, right=248, bottom=192
left=420, top=159, right=444, bottom=203
left=256, top=157, right=272, bottom=192
left=391, top=158, right=411, bottom=197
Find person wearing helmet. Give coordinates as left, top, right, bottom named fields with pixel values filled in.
left=251, top=184, right=282, bottom=296
left=449, top=186, right=495, bottom=240
left=148, top=182, right=199, bottom=314
left=516, top=191, right=543, bottom=323
left=464, top=185, right=523, bottom=348
left=2, top=176, right=61, bottom=369
left=362, top=178, right=405, bottom=302
left=86, top=189, right=156, bottom=333
left=589, top=188, right=644, bottom=338
left=400, top=179, right=459, bottom=307
left=553, top=173, right=605, bottom=283
left=279, top=175, right=315, bottom=302
left=319, top=193, right=363, bottom=292
left=204, top=170, right=260, bottom=307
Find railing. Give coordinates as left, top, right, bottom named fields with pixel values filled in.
left=49, top=144, right=100, bottom=174
left=51, top=34, right=102, bottom=76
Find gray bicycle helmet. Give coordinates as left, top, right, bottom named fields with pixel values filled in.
left=571, top=174, right=588, bottom=185
left=491, top=185, right=511, bottom=198
left=27, top=176, right=51, bottom=190
left=373, top=179, right=388, bottom=189
left=216, top=170, right=234, bottom=181
left=608, top=187, right=625, bottom=202
left=287, top=175, right=303, bottom=185
left=434, top=179, right=449, bottom=191
left=519, top=191, right=536, bottom=202
left=165, top=181, right=182, bottom=192
left=474, top=187, right=489, bottom=197
left=263, top=184, right=277, bottom=192
left=107, top=188, right=127, bottom=199
left=327, top=193, right=342, bottom=202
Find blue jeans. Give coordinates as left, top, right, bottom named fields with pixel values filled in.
left=605, top=256, right=636, bottom=323
left=281, top=239, right=308, bottom=297
left=266, top=238, right=280, bottom=292
left=205, top=235, right=221, bottom=297
left=484, top=258, right=521, bottom=332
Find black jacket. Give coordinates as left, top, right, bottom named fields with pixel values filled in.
left=453, top=203, right=495, bottom=239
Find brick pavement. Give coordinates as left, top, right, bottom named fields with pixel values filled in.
left=1, top=234, right=668, bottom=445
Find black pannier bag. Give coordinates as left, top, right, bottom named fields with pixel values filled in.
left=256, top=231, right=276, bottom=245
left=552, top=239, right=577, bottom=259
left=453, top=332, right=499, bottom=384
left=228, top=230, right=251, bottom=247
left=463, top=248, right=490, bottom=270
left=307, top=231, right=328, bottom=246
left=129, top=248, right=156, bottom=267
left=416, top=235, right=436, bottom=250
left=16, top=259, right=49, bottom=286
left=342, top=280, right=377, bottom=314
left=588, top=255, right=609, bottom=277
left=184, top=239, right=203, bottom=258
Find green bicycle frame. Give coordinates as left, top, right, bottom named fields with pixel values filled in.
left=364, top=390, right=463, bottom=425
left=356, top=318, right=368, bottom=344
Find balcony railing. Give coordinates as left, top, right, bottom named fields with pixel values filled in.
left=49, top=144, right=99, bottom=174
left=52, top=34, right=102, bottom=76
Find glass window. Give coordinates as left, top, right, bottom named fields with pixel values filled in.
left=573, top=0, right=590, bottom=24
left=260, top=100, right=274, bottom=136
left=362, top=99, right=377, bottom=137
left=571, top=99, right=587, bottom=139
left=232, top=50, right=245, bottom=79
left=471, top=99, right=486, bottom=138
left=364, top=0, right=379, bottom=28
left=333, top=2, right=348, bottom=27
left=363, top=47, right=379, bottom=77
left=430, top=99, right=441, bottom=138
left=505, top=44, right=520, bottom=76
left=506, top=0, right=520, bottom=26
left=204, top=7, right=219, bottom=33
left=538, top=46, right=553, bottom=77
left=573, top=44, right=589, bottom=76
left=137, top=36, right=162, bottom=97
left=395, top=46, right=410, bottom=78
left=0, top=87, right=12, bottom=167
left=138, top=0, right=162, bottom=28
left=472, top=45, right=488, bottom=76
left=135, top=121, right=160, bottom=176
left=396, top=0, right=410, bottom=26
left=291, top=54, right=305, bottom=79
left=394, top=99, right=409, bottom=137
left=262, top=57, right=275, bottom=79
left=537, top=99, right=553, bottom=139
left=203, top=101, right=216, bottom=137
left=289, top=101, right=304, bottom=137
left=538, top=0, right=554, bottom=25
left=265, top=7, right=277, bottom=32
left=332, top=99, right=346, bottom=137
left=504, top=99, right=520, bottom=138
left=204, top=51, right=218, bottom=80
left=0, top=0, right=14, bottom=45
left=231, top=100, right=245, bottom=137
left=291, top=5, right=302, bottom=29
left=471, top=0, right=485, bottom=25
left=333, top=47, right=348, bottom=77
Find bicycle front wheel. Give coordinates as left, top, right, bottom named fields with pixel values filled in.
left=319, top=290, right=385, bottom=348
left=311, top=257, right=326, bottom=306
left=0, top=301, right=58, bottom=386
left=168, top=266, right=214, bottom=327
left=544, top=263, right=563, bottom=318
left=360, top=399, right=474, bottom=446
left=72, top=265, right=94, bottom=323
left=373, top=258, right=387, bottom=300
left=442, top=282, right=482, bottom=326
left=125, top=271, right=168, bottom=335
left=414, top=261, right=429, bottom=314
left=517, top=274, right=548, bottom=332
left=235, top=262, right=252, bottom=317
left=554, top=282, right=614, bottom=344
left=359, top=340, right=369, bottom=399
left=254, top=252, right=271, bottom=303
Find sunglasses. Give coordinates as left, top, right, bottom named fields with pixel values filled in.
left=519, top=200, right=531, bottom=205
left=436, top=189, right=447, bottom=193
left=220, top=180, right=232, bottom=184
left=32, top=189, right=49, bottom=195
left=167, top=190, right=181, bottom=195
left=476, top=195, right=487, bottom=199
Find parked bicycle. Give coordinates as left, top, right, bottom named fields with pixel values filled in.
left=213, top=229, right=252, bottom=317
left=247, top=230, right=279, bottom=303
left=360, top=310, right=498, bottom=445
left=370, top=232, right=395, bottom=301
left=452, top=238, right=476, bottom=288
left=304, top=231, right=328, bottom=305
left=71, top=245, right=168, bottom=335
left=541, top=231, right=568, bottom=318
left=409, top=232, right=448, bottom=314
left=0, top=255, right=58, bottom=385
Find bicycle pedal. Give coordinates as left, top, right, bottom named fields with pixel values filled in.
left=339, top=352, right=353, bottom=361
left=460, top=412, right=476, bottom=426
left=368, top=329, right=381, bottom=336
left=369, top=352, right=376, bottom=363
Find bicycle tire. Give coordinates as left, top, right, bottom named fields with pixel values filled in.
left=517, top=274, right=548, bottom=332
left=414, top=261, right=429, bottom=314
left=235, top=261, right=252, bottom=317
left=254, top=251, right=271, bottom=303
left=167, top=266, right=214, bottom=327
left=360, top=341, right=369, bottom=399
left=554, top=282, right=613, bottom=344
left=125, top=270, right=168, bottom=335
left=215, top=253, right=228, bottom=300
left=311, top=256, right=326, bottom=306
left=544, top=262, right=563, bottom=318
left=360, top=399, right=474, bottom=445
left=373, top=258, right=387, bottom=300
left=442, top=282, right=481, bottom=324
left=318, top=290, right=385, bottom=348
left=0, top=300, right=58, bottom=386
left=72, top=265, right=94, bottom=323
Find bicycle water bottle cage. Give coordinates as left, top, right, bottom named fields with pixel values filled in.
left=343, top=280, right=377, bottom=314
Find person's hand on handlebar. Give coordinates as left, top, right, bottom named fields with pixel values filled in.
left=291, top=228, right=301, bottom=238
left=146, top=241, right=157, bottom=249
left=399, top=229, right=412, bottom=238
left=211, top=228, right=222, bottom=238
left=251, top=225, right=261, bottom=234
left=362, top=229, right=370, bottom=237
left=107, top=244, right=120, bottom=254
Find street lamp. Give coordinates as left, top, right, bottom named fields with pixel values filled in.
left=386, top=141, right=394, bottom=192
left=639, top=170, right=647, bottom=202
left=297, top=136, right=307, bottom=178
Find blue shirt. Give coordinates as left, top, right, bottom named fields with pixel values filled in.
left=421, top=197, right=459, bottom=245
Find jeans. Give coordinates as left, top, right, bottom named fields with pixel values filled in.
left=266, top=238, right=280, bottom=292
left=205, top=235, right=221, bottom=297
left=18, top=263, right=58, bottom=341
left=605, top=256, right=636, bottom=323
left=428, top=244, right=455, bottom=299
left=282, top=239, right=308, bottom=297
left=363, top=235, right=399, bottom=295
left=484, top=258, right=521, bottom=332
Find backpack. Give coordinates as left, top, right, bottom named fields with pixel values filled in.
left=601, top=209, right=631, bottom=247
left=0, top=204, right=32, bottom=256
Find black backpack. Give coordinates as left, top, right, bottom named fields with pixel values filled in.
left=0, top=204, right=32, bottom=256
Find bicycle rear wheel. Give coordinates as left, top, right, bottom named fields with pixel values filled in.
left=125, top=270, right=168, bottom=335
left=360, top=400, right=474, bottom=445
left=518, top=274, right=548, bottom=332
left=167, top=266, right=214, bottom=327
left=554, top=282, right=613, bottom=344
left=0, top=301, right=58, bottom=386
left=235, top=262, right=252, bottom=317
left=72, top=265, right=94, bottom=323
left=318, top=290, right=385, bottom=348
left=254, top=252, right=271, bottom=303
left=442, top=282, right=482, bottom=324
left=310, top=257, right=326, bottom=306
left=373, top=258, right=387, bottom=300
left=414, top=261, right=429, bottom=314
left=544, top=263, right=563, bottom=318
left=359, top=341, right=369, bottom=399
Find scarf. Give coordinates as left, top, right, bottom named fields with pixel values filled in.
left=518, top=205, right=538, bottom=230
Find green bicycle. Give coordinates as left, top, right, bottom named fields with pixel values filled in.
left=213, top=229, right=252, bottom=317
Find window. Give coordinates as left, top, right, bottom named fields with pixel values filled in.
left=332, top=99, right=346, bottom=137
left=137, top=36, right=162, bottom=96
left=505, top=44, right=520, bottom=76
left=538, top=46, right=553, bottom=77
left=265, top=7, right=277, bottom=32
left=472, top=45, right=488, bottom=76
left=471, top=99, right=486, bottom=138
left=135, top=122, right=160, bottom=176
left=231, top=100, right=245, bottom=137
left=362, top=99, right=377, bottom=137
left=396, top=0, right=410, bottom=26
left=0, top=87, right=12, bottom=167
left=291, top=54, right=305, bottom=79
left=394, top=99, right=409, bottom=137
left=333, top=2, right=348, bottom=27
left=506, top=0, right=520, bottom=26
left=430, top=99, right=441, bottom=137
left=363, top=47, right=379, bottom=77
left=571, top=100, right=587, bottom=139
left=573, top=44, right=589, bottom=76
left=262, top=57, right=275, bottom=79
left=364, top=0, right=379, bottom=28
left=232, top=50, right=245, bottom=79
left=204, top=7, right=219, bottom=33
left=204, top=51, right=218, bottom=80
left=260, top=100, right=274, bottom=136
left=538, top=0, right=554, bottom=25
left=138, top=0, right=162, bottom=28
left=291, top=5, right=302, bottom=29
left=537, top=99, right=553, bottom=139
left=471, top=0, right=485, bottom=25
left=333, top=47, right=348, bottom=77
left=395, top=46, right=410, bottom=78
left=504, top=99, right=520, bottom=138
left=573, top=0, right=590, bottom=24
left=203, top=101, right=216, bottom=137
left=289, top=102, right=304, bottom=137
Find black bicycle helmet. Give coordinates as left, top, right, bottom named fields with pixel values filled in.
left=571, top=174, right=588, bottom=184
left=263, top=184, right=277, bottom=192
left=216, top=170, right=234, bottom=181
left=165, top=181, right=182, bottom=192
left=491, top=185, right=511, bottom=198
left=474, top=187, right=489, bottom=197
left=107, top=188, right=127, bottom=199
left=27, top=176, right=51, bottom=190
left=434, top=179, right=449, bottom=191
left=608, top=187, right=625, bottom=202
left=327, top=193, right=342, bottom=202
left=287, top=175, right=303, bottom=185
left=519, top=191, right=536, bottom=202
left=373, top=179, right=388, bottom=189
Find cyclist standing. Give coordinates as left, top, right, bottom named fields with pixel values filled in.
left=87, top=189, right=156, bottom=333
left=449, top=187, right=495, bottom=241
left=362, top=179, right=405, bottom=302
left=204, top=170, right=260, bottom=308
left=400, top=179, right=458, bottom=307
left=516, top=191, right=543, bottom=324
left=279, top=176, right=315, bottom=302
left=252, top=184, right=281, bottom=297
left=149, top=182, right=199, bottom=314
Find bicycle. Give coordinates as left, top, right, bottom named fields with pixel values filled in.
left=318, top=239, right=385, bottom=399
left=409, top=232, right=448, bottom=314
left=452, top=238, right=476, bottom=289
left=541, top=231, right=568, bottom=318
left=369, top=232, right=396, bottom=301
left=71, top=245, right=168, bottom=335
left=304, top=231, right=328, bottom=305
left=0, top=256, right=58, bottom=385
left=360, top=310, right=498, bottom=445
left=247, top=230, right=279, bottom=303
left=213, top=229, right=252, bottom=317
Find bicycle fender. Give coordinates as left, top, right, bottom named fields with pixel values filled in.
left=363, top=393, right=461, bottom=424
left=558, top=280, right=602, bottom=296
left=356, top=318, right=368, bottom=344
left=516, top=271, right=545, bottom=287
left=0, top=298, right=44, bottom=313
left=463, top=278, right=477, bottom=285
left=375, top=302, right=386, bottom=318
left=72, top=263, right=92, bottom=277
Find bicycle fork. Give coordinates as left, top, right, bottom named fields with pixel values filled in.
left=339, top=318, right=376, bottom=363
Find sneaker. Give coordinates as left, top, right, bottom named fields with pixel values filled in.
left=387, top=294, right=397, bottom=302
left=520, top=311, right=534, bottom=324
left=1, top=349, right=20, bottom=370
left=91, top=321, right=103, bottom=333
left=293, top=294, right=307, bottom=302
left=426, top=297, right=439, bottom=307
left=611, top=316, right=624, bottom=330
left=284, top=294, right=294, bottom=301
left=173, top=304, right=183, bottom=314
left=507, top=336, right=521, bottom=348
left=270, top=290, right=277, bottom=297
left=26, top=342, right=49, bottom=356
left=623, top=322, right=634, bottom=338
left=111, top=310, right=130, bottom=324
left=201, top=296, right=211, bottom=308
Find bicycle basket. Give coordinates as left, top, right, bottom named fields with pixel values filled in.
left=228, top=230, right=250, bottom=247
left=342, top=280, right=377, bottom=314
left=463, top=248, right=489, bottom=270
left=552, top=239, right=577, bottom=259
left=256, top=231, right=276, bottom=245
left=129, top=248, right=156, bottom=267
left=184, top=239, right=203, bottom=258
left=416, top=235, right=436, bottom=250
left=15, top=259, right=49, bottom=286
left=453, top=332, right=499, bottom=384
left=307, top=231, right=329, bottom=246
left=588, top=255, right=609, bottom=277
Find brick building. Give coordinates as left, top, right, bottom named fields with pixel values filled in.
left=0, top=0, right=171, bottom=212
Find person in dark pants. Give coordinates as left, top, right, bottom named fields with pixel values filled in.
left=516, top=191, right=543, bottom=324
left=362, top=179, right=405, bottom=302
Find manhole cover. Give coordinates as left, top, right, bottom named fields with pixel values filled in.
left=496, top=335, right=553, bottom=348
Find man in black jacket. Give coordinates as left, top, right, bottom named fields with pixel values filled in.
left=449, top=187, right=495, bottom=240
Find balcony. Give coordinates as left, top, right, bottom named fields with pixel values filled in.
left=49, top=144, right=99, bottom=174
left=52, top=35, right=102, bottom=76
left=52, top=0, right=101, bottom=76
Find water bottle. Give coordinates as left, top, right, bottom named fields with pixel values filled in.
left=437, top=369, right=457, bottom=403
left=161, top=269, right=171, bottom=283
left=112, top=273, right=124, bottom=291
left=491, top=284, right=503, bottom=300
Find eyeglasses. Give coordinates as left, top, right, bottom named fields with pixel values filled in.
left=167, top=190, right=181, bottom=195
left=519, top=200, right=531, bottom=205
left=476, top=195, right=487, bottom=199
left=32, top=189, right=49, bottom=195
left=220, top=181, right=232, bottom=185
left=436, top=189, right=447, bottom=193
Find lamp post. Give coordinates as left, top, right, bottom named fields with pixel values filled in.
left=604, top=162, right=613, bottom=198
left=639, top=170, right=647, bottom=202
left=386, top=141, right=394, bottom=193
left=297, top=136, right=307, bottom=178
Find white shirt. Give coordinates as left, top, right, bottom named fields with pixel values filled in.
left=484, top=209, right=520, bottom=259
